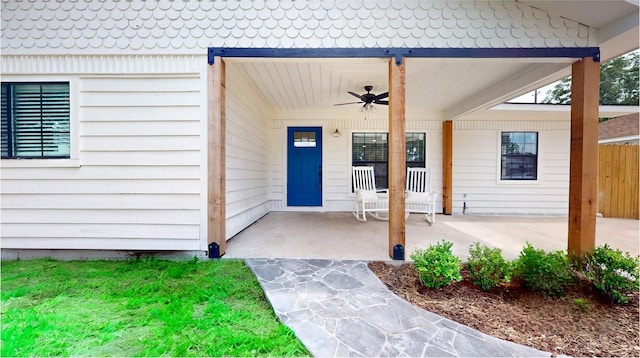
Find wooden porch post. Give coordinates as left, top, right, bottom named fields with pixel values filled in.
left=568, top=56, right=600, bottom=257
left=442, top=120, right=453, bottom=215
left=207, top=56, right=226, bottom=257
left=388, top=58, right=406, bottom=259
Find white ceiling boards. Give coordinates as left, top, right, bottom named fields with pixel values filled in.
left=225, top=54, right=576, bottom=121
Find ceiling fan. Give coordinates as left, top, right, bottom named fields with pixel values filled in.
left=334, top=85, right=389, bottom=108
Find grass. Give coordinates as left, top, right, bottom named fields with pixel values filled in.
left=1, top=258, right=309, bottom=357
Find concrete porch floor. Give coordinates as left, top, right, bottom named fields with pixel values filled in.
left=225, top=212, right=639, bottom=261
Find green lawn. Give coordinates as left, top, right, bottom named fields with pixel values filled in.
left=1, top=258, right=309, bottom=357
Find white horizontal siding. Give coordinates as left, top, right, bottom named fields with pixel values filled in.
left=82, top=91, right=199, bottom=107
left=80, top=151, right=200, bottom=166
left=80, top=106, right=201, bottom=122
left=270, top=128, right=285, bottom=204
left=2, top=179, right=199, bottom=194
left=81, top=136, right=200, bottom=152
left=81, top=76, right=200, bottom=92
left=323, top=130, right=352, bottom=204
left=2, top=209, right=199, bottom=225
left=0, top=238, right=200, bottom=251
left=82, top=121, right=201, bottom=136
left=452, top=121, right=570, bottom=215
left=224, top=62, right=272, bottom=239
left=2, top=223, right=199, bottom=240
left=1, top=73, right=203, bottom=250
left=0, top=166, right=199, bottom=180
left=1, top=194, right=199, bottom=210
left=426, top=129, right=444, bottom=212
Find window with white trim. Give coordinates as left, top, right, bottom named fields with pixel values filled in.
left=352, top=132, right=425, bottom=189
left=1, top=82, right=70, bottom=159
left=500, top=131, right=538, bottom=180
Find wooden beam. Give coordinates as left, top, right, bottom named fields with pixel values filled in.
left=568, top=57, right=600, bottom=257
left=207, top=57, right=226, bottom=257
left=388, top=58, right=406, bottom=259
left=442, top=120, right=453, bottom=215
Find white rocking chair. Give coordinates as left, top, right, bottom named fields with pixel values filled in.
left=352, top=166, right=389, bottom=222
left=405, top=167, right=437, bottom=224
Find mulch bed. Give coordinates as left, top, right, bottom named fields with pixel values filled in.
left=368, top=261, right=640, bottom=357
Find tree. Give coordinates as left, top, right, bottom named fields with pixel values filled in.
left=542, top=51, right=639, bottom=105
left=543, top=77, right=571, bottom=104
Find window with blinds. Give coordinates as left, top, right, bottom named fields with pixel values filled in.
left=1, top=82, right=70, bottom=159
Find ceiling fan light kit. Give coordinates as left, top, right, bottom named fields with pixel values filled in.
left=360, top=103, right=375, bottom=112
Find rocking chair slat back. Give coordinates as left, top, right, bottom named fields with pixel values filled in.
left=406, top=167, right=432, bottom=193
left=406, top=167, right=436, bottom=223
left=352, top=166, right=377, bottom=191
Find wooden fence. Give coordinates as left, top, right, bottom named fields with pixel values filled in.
left=597, top=144, right=639, bottom=219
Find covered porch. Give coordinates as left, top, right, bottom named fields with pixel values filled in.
left=224, top=212, right=640, bottom=261
left=206, top=1, right=639, bottom=260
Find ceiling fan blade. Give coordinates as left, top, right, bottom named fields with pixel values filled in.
left=374, top=100, right=389, bottom=105
left=334, top=101, right=363, bottom=106
left=373, top=92, right=388, bottom=100
left=347, top=91, right=365, bottom=100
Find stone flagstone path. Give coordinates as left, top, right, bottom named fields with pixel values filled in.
left=245, top=258, right=550, bottom=357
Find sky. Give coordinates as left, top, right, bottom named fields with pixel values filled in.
left=507, top=83, right=558, bottom=104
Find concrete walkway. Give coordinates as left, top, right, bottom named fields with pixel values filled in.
left=246, top=258, right=550, bottom=357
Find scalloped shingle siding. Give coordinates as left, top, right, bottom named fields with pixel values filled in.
left=1, top=0, right=593, bottom=55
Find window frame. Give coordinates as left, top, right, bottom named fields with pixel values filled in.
left=498, top=131, right=539, bottom=182
left=1, top=77, right=79, bottom=168
left=351, top=131, right=426, bottom=190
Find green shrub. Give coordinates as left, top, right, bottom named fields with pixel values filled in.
left=411, top=240, right=461, bottom=289
left=572, top=298, right=590, bottom=312
left=467, top=243, right=510, bottom=291
left=582, top=244, right=640, bottom=304
left=514, top=243, right=573, bottom=297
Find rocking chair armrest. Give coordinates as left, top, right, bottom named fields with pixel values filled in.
left=406, top=190, right=438, bottom=203
left=355, top=189, right=381, bottom=201
left=426, top=190, right=439, bottom=200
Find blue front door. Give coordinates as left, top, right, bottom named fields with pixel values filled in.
left=287, top=127, right=322, bottom=206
